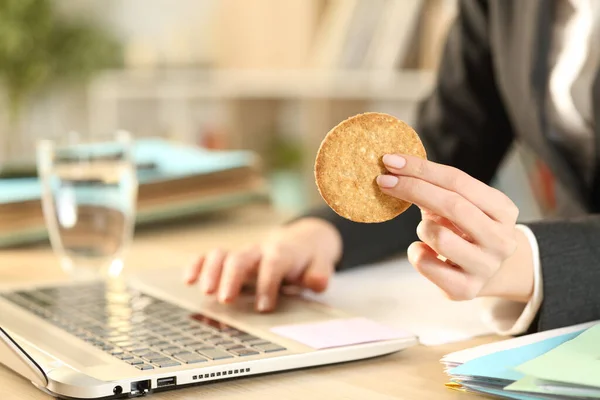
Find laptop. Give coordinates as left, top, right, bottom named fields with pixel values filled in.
left=0, top=267, right=417, bottom=399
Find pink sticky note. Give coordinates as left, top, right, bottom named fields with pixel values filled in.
left=270, top=317, right=412, bottom=349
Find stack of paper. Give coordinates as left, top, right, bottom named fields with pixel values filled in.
left=442, top=321, right=600, bottom=399
left=0, top=138, right=268, bottom=247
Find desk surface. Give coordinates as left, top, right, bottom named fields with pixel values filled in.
left=0, top=205, right=500, bottom=400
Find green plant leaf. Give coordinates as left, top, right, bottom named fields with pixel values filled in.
left=0, top=0, right=122, bottom=122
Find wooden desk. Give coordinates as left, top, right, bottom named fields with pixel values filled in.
left=0, top=205, right=500, bottom=400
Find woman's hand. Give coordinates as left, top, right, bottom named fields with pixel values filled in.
left=185, top=218, right=342, bottom=312
left=377, top=154, right=534, bottom=303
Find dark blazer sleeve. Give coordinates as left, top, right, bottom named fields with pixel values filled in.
left=524, top=217, right=600, bottom=332
left=301, top=0, right=515, bottom=270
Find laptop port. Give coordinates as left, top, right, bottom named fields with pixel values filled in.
left=157, top=377, right=177, bottom=388
left=130, top=380, right=151, bottom=395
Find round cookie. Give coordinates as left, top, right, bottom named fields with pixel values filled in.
left=314, top=112, right=426, bottom=223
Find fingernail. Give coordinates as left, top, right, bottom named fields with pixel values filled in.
left=376, top=175, right=398, bottom=188
left=256, top=295, right=272, bottom=312
left=218, top=288, right=232, bottom=303
left=383, top=154, right=406, bottom=169
left=202, top=280, right=215, bottom=295
left=184, top=270, right=195, bottom=284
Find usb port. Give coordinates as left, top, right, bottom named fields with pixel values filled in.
left=157, top=377, right=177, bottom=388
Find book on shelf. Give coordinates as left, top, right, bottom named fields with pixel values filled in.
left=0, top=138, right=269, bottom=247
left=364, top=0, right=425, bottom=70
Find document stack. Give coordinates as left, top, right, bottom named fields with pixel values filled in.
left=442, top=321, right=600, bottom=399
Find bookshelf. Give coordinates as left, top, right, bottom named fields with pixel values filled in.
left=1, top=0, right=456, bottom=212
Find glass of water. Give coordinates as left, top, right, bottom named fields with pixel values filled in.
left=37, top=131, right=138, bottom=280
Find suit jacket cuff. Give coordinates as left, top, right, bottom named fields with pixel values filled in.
left=478, top=224, right=543, bottom=335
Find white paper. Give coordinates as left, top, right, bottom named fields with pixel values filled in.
left=305, top=258, right=493, bottom=346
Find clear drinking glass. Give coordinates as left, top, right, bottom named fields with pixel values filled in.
left=37, top=131, right=138, bottom=280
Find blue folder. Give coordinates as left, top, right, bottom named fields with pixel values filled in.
left=448, top=331, right=584, bottom=400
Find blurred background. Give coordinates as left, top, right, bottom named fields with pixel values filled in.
left=0, top=0, right=541, bottom=248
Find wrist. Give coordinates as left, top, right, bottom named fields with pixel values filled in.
left=479, top=226, right=535, bottom=303
left=294, top=217, right=343, bottom=265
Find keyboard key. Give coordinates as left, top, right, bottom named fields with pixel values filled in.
left=214, top=340, right=236, bottom=347
left=131, top=348, right=151, bottom=356
left=189, top=343, right=212, bottom=351
left=148, top=356, right=171, bottom=363
left=197, top=349, right=233, bottom=360
left=191, top=332, right=214, bottom=340
left=178, top=339, right=201, bottom=346
left=86, top=339, right=106, bottom=347
left=230, top=349, right=259, bottom=357
left=141, top=352, right=164, bottom=361
left=225, top=344, right=245, bottom=351
left=115, top=341, right=136, bottom=348
left=252, top=343, right=286, bottom=353
left=155, top=361, right=181, bottom=368
left=164, top=348, right=186, bottom=356
left=129, top=330, right=150, bottom=338
left=221, top=327, right=243, bottom=335
left=126, top=358, right=145, bottom=365
left=246, top=339, right=271, bottom=346
left=124, top=345, right=147, bottom=352
left=181, top=325, right=205, bottom=332
left=146, top=340, right=169, bottom=347
left=160, top=345, right=181, bottom=352
left=237, top=334, right=260, bottom=342
left=107, top=335, right=130, bottom=343
left=204, top=336, right=225, bottom=344
left=185, top=340, right=205, bottom=350
left=136, top=364, right=154, bottom=370
left=174, top=352, right=208, bottom=364
left=228, top=331, right=251, bottom=338
left=152, top=327, right=171, bottom=335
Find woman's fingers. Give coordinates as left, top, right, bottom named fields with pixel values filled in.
left=420, top=207, right=470, bottom=240
left=217, top=247, right=262, bottom=304
left=416, top=219, right=498, bottom=278
left=255, top=249, right=294, bottom=312
left=377, top=174, right=508, bottom=251
left=185, top=255, right=204, bottom=285
left=301, top=256, right=334, bottom=293
left=407, top=241, right=478, bottom=301
left=382, top=154, right=519, bottom=225
left=198, top=249, right=227, bottom=295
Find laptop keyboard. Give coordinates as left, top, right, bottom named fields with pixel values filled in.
left=1, top=283, right=286, bottom=370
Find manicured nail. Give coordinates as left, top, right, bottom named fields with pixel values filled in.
left=383, top=154, right=406, bottom=169
left=218, top=287, right=232, bottom=303
left=256, top=295, right=272, bottom=312
left=202, top=279, right=215, bottom=295
left=376, top=175, right=399, bottom=188
left=184, top=270, right=196, bottom=284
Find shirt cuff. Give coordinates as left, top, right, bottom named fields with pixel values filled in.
left=478, top=224, right=543, bottom=336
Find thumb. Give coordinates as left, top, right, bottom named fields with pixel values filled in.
left=302, top=256, right=334, bottom=293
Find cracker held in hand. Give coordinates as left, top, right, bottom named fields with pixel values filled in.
left=315, top=112, right=427, bottom=223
